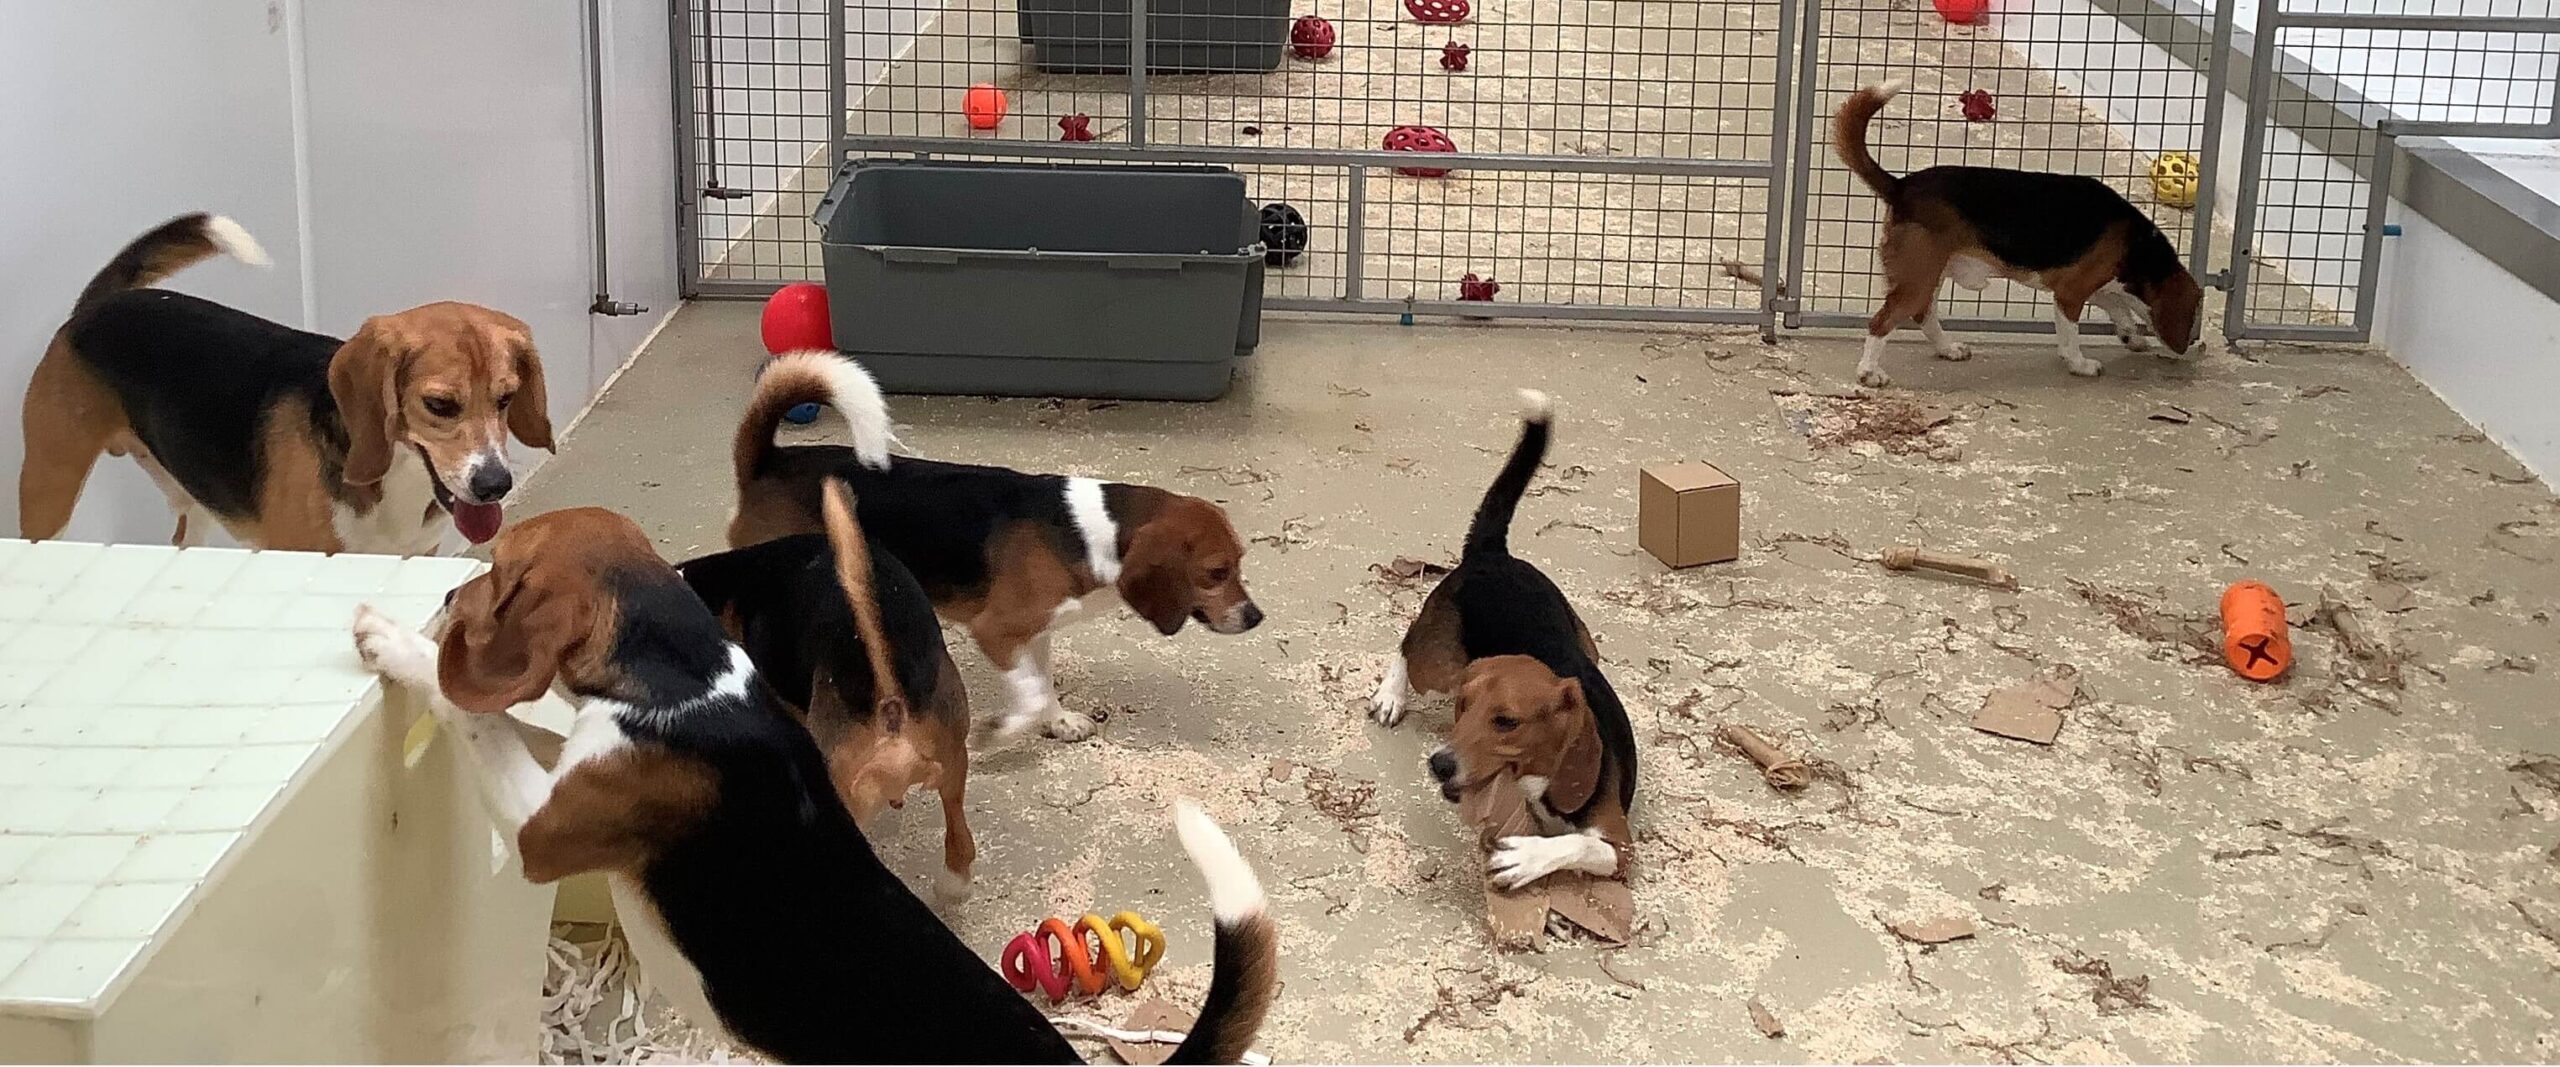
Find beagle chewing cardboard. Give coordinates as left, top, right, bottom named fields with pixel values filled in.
left=1461, top=769, right=1634, bottom=950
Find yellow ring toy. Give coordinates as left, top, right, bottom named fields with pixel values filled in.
left=1081, top=911, right=1166, bottom=991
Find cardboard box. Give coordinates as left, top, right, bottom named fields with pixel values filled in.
left=1639, top=461, right=1741, bottom=567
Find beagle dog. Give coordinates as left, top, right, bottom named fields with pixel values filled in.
left=19, top=213, right=553, bottom=553
left=679, top=481, right=981, bottom=904
left=1369, top=392, right=1639, bottom=890
left=1834, top=83, right=2205, bottom=388
left=350, top=507, right=1278, bottom=1064
left=727, top=356, right=1264, bottom=743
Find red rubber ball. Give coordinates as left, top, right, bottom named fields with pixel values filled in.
left=1933, top=0, right=1986, bottom=24
left=761, top=282, right=834, bottom=354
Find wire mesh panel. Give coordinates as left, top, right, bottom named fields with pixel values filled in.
left=1786, top=0, right=2226, bottom=329
left=679, top=0, right=841, bottom=292
left=2226, top=0, right=2560, bottom=339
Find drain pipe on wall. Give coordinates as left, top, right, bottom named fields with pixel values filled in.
left=586, top=0, right=647, bottom=318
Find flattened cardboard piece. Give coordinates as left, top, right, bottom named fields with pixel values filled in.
left=1463, top=770, right=1633, bottom=949
left=1747, top=998, right=1786, bottom=1038
left=1888, top=915, right=1979, bottom=944
left=1106, top=999, right=1191, bottom=1066
left=1639, top=461, right=1743, bottom=568
left=1972, top=675, right=2075, bottom=745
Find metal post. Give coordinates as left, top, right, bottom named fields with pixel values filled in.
left=2190, top=0, right=2235, bottom=281
left=2219, top=0, right=2284, bottom=343
left=2352, top=126, right=2398, bottom=338
left=1127, top=0, right=1149, bottom=147
left=828, top=0, right=848, bottom=173
left=1781, top=0, right=1823, bottom=329
left=671, top=0, right=700, bottom=297
left=1344, top=164, right=1366, bottom=301
left=1759, top=0, right=1800, bottom=342
left=587, top=0, right=645, bottom=315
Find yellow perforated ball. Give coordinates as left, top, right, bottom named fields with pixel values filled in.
left=2151, top=151, right=2202, bottom=209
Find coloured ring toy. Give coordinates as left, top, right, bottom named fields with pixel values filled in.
left=1002, top=911, right=1166, bottom=1003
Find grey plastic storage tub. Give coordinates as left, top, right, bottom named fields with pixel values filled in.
left=813, top=159, right=1262, bottom=401
left=1017, top=0, right=1288, bottom=73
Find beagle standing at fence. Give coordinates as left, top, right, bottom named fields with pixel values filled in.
left=1369, top=391, right=1639, bottom=890
left=351, top=506, right=1279, bottom=1064
left=679, top=482, right=982, bottom=904
left=19, top=213, right=553, bottom=552
left=1833, top=83, right=2205, bottom=388
left=726, top=355, right=1264, bottom=742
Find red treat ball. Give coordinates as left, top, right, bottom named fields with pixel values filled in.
left=1959, top=88, right=1997, bottom=121
left=1933, top=0, right=1986, bottom=24
left=761, top=282, right=833, bottom=355
left=1382, top=124, right=1458, bottom=177
left=1458, top=273, right=1500, bottom=301
left=1059, top=113, right=1095, bottom=141
left=1440, top=40, right=1471, bottom=71
left=1405, top=0, right=1470, bottom=23
left=962, top=83, right=1008, bottom=130
left=1290, top=15, right=1336, bottom=60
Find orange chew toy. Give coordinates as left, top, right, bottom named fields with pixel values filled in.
left=2220, top=580, right=2291, bottom=681
left=963, top=83, right=1009, bottom=130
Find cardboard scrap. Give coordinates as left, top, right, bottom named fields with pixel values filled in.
left=1459, top=770, right=1635, bottom=950
left=2146, top=405, right=2194, bottom=425
left=1718, top=723, right=1811, bottom=790
left=1889, top=914, right=1980, bottom=944
left=1747, top=998, right=1786, bottom=1038
left=1973, top=674, right=2076, bottom=745
left=1105, top=999, right=1190, bottom=1066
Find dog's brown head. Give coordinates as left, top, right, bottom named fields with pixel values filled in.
left=1118, top=493, right=1263, bottom=637
left=436, top=508, right=657, bottom=713
left=1428, top=655, right=1606, bottom=814
left=330, top=302, right=556, bottom=544
left=2139, top=270, right=2204, bottom=356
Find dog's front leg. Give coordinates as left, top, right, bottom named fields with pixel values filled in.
left=2050, top=301, right=2105, bottom=377
left=354, top=606, right=556, bottom=834
left=1487, top=829, right=1619, bottom=890
left=2088, top=288, right=2153, bottom=351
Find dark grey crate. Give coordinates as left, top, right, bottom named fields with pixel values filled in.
left=1017, top=0, right=1288, bottom=74
left=813, top=159, right=1263, bottom=401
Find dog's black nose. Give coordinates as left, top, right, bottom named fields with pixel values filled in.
left=1427, top=747, right=1457, bottom=783
left=467, top=464, right=514, bottom=503
left=1239, top=603, right=1265, bottom=630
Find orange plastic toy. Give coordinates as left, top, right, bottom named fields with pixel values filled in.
left=963, top=83, right=1009, bottom=129
left=2220, top=580, right=2291, bottom=681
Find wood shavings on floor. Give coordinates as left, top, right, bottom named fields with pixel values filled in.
left=541, top=925, right=749, bottom=1065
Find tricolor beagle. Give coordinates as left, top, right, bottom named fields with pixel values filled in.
left=18, top=213, right=553, bottom=552
left=1834, top=83, right=2205, bottom=388
left=1369, top=392, right=1640, bottom=890
left=726, top=356, right=1263, bottom=743
left=352, top=506, right=1278, bottom=1064
left=680, top=481, right=982, bottom=904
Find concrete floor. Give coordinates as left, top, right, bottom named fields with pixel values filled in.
left=520, top=301, right=2560, bottom=1063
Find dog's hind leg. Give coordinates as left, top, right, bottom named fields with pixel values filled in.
left=18, top=340, right=123, bottom=540
left=1917, top=306, right=1973, bottom=362
left=1860, top=283, right=1938, bottom=388
left=1861, top=228, right=1952, bottom=388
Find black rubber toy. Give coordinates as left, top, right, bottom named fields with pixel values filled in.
left=1260, top=202, right=1309, bottom=267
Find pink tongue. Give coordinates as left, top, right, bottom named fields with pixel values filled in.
left=453, top=502, right=504, bottom=545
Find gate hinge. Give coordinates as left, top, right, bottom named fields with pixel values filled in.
left=1771, top=296, right=1802, bottom=313
left=591, top=297, right=649, bottom=316
left=2202, top=270, right=2232, bottom=290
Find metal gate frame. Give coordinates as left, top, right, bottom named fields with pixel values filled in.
left=2222, top=4, right=2560, bottom=344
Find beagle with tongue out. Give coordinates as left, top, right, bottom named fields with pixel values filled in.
left=17, top=212, right=551, bottom=553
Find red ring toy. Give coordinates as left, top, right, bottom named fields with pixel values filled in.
left=1383, top=124, right=1458, bottom=177
left=1405, top=0, right=1470, bottom=23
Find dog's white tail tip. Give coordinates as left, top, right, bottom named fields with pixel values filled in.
left=204, top=215, right=271, bottom=268
left=1868, top=80, right=1907, bottom=100
left=1516, top=388, right=1553, bottom=424
left=1173, top=799, right=1265, bottom=925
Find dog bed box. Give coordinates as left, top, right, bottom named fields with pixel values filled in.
left=814, top=159, right=1263, bottom=402
left=1016, top=0, right=1289, bottom=74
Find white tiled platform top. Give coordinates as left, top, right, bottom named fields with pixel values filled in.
left=0, top=540, right=480, bottom=1018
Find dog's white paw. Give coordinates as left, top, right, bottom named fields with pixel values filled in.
left=352, top=606, right=435, bottom=689
left=1487, top=835, right=1571, bottom=890
left=1856, top=365, right=1894, bottom=389
left=1933, top=342, right=1974, bottom=362
left=1369, top=683, right=1409, bottom=727
left=935, top=866, right=974, bottom=906
left=2063, top=355, right=2105, bottom=378
left=1043, top=706, right=1098, bottom=742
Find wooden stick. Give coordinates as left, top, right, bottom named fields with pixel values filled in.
left=1880, top=545, right=2018, bottom=590
left=1717, top=724, right=1810, bottom=790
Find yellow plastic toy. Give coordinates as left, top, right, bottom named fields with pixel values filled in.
left=2151, top=151, right=2201, bottom=209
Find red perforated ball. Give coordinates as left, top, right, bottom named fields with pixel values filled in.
left=1405, top=0, right=1470, bottom=23
left=1383, top=124, right=1458, bottom=177
left=1290, top=15, right=1336, bottom=60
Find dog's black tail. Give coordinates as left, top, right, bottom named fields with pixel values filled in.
left=70, top=214, right=270, bottom=326
left=1461, top=389, right=1553, bottom=559
left=819, top=478, right=908, bottom=727
left=1164, top=801, right=1279, bottom=1065
left=1832, top=82, right=1905, bottom=200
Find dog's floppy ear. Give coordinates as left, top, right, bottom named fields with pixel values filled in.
left=330, top=317, right=409, bottom=486
left=437, top=562, right=592, bottom=713
left=1117, top=523, right=1193, bottom=636
left=1545, top=676, right=1604, bottom=814
left=503, top=325, right=556, bottom=452
left=2150, top=271, right=2204, bottom=355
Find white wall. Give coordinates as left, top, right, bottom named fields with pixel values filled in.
left=0, top=0, right=678, bottom=546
